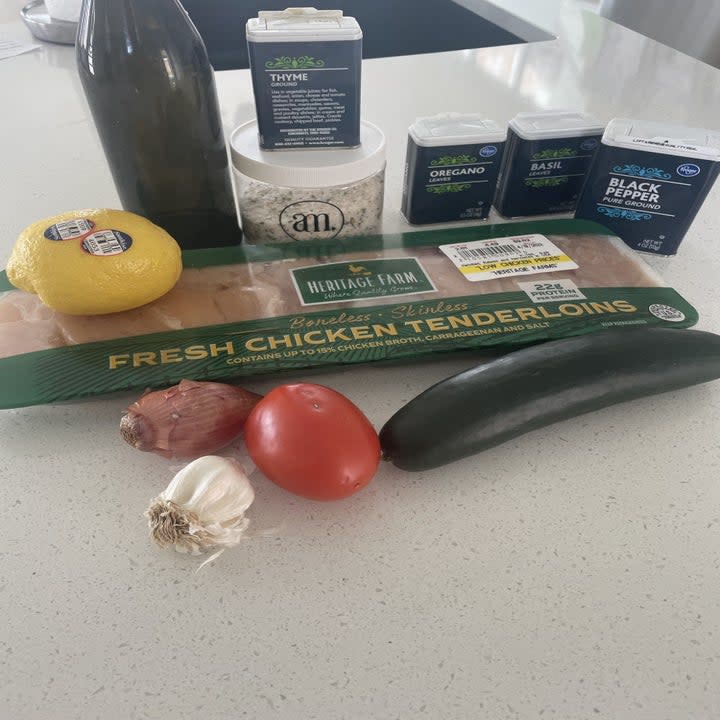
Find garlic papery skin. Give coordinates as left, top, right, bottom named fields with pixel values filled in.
left=146, top=456, right=255, bottom=556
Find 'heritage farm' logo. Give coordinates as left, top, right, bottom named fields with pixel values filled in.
left=291, top=258, right=437, bottom=305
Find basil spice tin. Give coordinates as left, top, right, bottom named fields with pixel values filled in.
left=401, top=113, right=506, bottom=224
left=246, top=8, right=362, bottom=150
left=493, top=111, right=604, bottom=217
left=574, top=118, right=720, bottom=256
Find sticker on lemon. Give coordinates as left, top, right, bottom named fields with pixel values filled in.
left=7, top=209, right=182, bottom=315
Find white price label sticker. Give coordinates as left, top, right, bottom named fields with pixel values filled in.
left=81, top=229, right=132, bottom=256
left=44, top=218, right=95, bottom=241
left=439, top=233, right=578, bottom=282
left=517, top=278, right=586, bottom=303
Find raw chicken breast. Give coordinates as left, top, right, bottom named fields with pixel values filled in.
left=0, top=291, right=66, bottom=357
left=0, top=233, right=668, bottom=359
left=0, top=318, right=65, bottom=358
left=56, top=305, right=175, bottom=345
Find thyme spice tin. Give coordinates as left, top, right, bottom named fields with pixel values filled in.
left=246, top=8, right=362, bottom=150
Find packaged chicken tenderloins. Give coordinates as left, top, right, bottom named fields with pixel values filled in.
left=0, top=219, right=699, bottom=408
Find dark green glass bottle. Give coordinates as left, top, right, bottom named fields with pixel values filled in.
left=76, top=0, right=241, bottom=249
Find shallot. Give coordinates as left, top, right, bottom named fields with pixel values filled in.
left=120, top=379, right=262, bottom=458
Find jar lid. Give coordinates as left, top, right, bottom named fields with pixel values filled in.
left=409, top=113, right=506, bottom=146
left=230, top=120, right=386, bottom=188
left=510, top=110, right=604, bottom=140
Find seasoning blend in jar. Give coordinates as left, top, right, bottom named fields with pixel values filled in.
left=246, top=7, right=362, bottom=149
left=493, top=110, right=604, bottom=218
left=575, top=118, right=720, bottom=256
left=401, top=113, right=506, bottom=224
left=231, top=120, right=385, bottom=243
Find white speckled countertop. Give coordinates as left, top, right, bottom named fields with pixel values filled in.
left=1, top=3, right=719, bottom=719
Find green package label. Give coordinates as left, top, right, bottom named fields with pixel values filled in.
left=291, top=258, right=437, bottom=305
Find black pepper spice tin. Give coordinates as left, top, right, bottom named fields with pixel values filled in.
left=401, top=114, right=506, bottom=224
left=575, top=118, right=720, bottom=256
left=493, top=110, right=604, bottom=218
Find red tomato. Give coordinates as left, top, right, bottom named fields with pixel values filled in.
left=244, top=383, right=381, bottom=501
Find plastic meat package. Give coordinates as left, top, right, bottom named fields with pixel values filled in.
left=0, top=219, right=699, bottom=408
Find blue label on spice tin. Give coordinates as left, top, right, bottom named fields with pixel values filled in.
left=493, top=130, right=602, bottom=217
left=247, top=39, right=361, bottom=149
left=401, top=138, right=505, bottom=224
left=575, top=145, right=720, bottom=255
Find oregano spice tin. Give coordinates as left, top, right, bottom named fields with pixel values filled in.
left=401, top=113, right=506, bottom=224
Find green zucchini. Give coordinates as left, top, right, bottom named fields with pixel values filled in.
left=379, top=327, right=720, bottom=471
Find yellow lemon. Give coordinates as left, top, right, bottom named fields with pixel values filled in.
left=7, top=209, right=182, bottom=315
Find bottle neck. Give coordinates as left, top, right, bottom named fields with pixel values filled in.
left=78, top=0, right=193, bottom=37
left=77, top=0, right=203, bottom=60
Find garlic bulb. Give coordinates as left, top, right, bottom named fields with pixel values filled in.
left=146, top=456, right=254, bottom=557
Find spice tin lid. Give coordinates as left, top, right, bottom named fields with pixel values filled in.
left=602, top=118, right=720, bottom=161
left=409, top=113, right=506, bottom=146
left=246, top=7, right=362, bottom=42
left=509, top=110, right=604, bottom=140
left=231, top=120, right=386, bottom=188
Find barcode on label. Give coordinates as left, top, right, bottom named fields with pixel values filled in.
left=45, top=218, right=95, bottom=241
left=82, top=229, right=131, bottom=256
left=439, top=233, right=579, bottom=283
left=456, top=244, right=519, bottom=260
left=56, top=220, right=92, bottom=239
left=89, top=231, right=122, bottom=254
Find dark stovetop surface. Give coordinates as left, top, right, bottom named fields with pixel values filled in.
left=181, top=0, right=525, bottom=71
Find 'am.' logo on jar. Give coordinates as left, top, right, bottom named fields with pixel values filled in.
left=280, top=201, right=345, bottom=241
left=677, top=163, right=700, bottom=177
